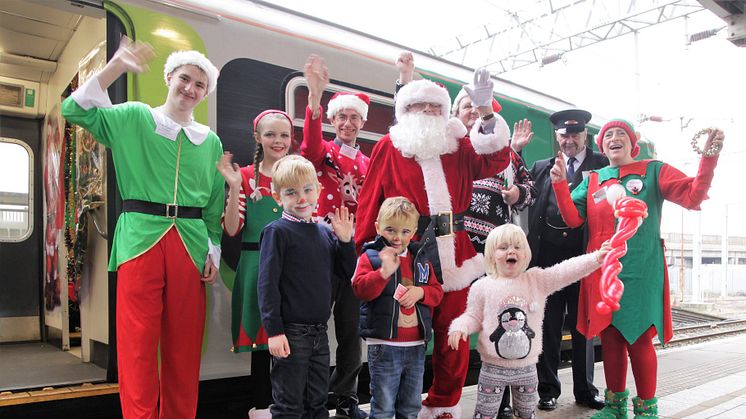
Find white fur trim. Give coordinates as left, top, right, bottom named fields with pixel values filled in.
left=469, top=113, right=510, bottom=155
left=164, top=50, right=219, bottom=94
left=71, top=74, right=112, bottom=110
left=446, top=117, right=467, bottom=140
left=436, top=235, right=456, bottom=271
left=417, top=158, right=452, bottom=214
left=396, top=79, right=451, bottom=122
left=325, top=94, right=369, bottom=120
left=441, top=253, right=485, bottom=292
left=206, top=238, right=221, bottom=271
left=418, top=404, right=461, bottom=419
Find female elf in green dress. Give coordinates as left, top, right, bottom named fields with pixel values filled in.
left=217, top=110, right=293, bottom=415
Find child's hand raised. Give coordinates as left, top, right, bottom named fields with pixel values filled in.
left=268, top=334, right=290, bottom=358
left=216, top=152, right=242, bottom=188
left=550, top=151, right=567, bottom=183
left=331, top=207, right=354, bottom=243
left=597, top=240, right=612, bottom=264
left=398, top=286, right=424, bottom=309
left=448, top=331, right=468, bottom=351
left=378, top=247, right=400, bottom=278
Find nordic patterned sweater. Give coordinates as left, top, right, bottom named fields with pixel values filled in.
left=449, top=252, right=600, bottom=368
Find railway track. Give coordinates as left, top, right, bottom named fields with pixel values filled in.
left=655, top=318, right=746, bottom=348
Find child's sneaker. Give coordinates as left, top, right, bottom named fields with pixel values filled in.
left=336, top=397, right=369, bottom=419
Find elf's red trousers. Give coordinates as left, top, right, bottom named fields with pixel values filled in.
left=600, top=326, right=658, bottom=399
left=423, top=287, right=470, bottom=408
left=116, top=227, right=206, bottom=419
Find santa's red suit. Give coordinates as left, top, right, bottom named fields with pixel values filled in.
left=355, top=79, right=511, bottom=419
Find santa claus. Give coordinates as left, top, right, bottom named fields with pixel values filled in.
left=355, top=70, right=511, bottom=419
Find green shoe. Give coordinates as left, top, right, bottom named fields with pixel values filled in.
left=632, top=396, right=658, bottom=418
left=590, top=388, right=629, bottom=419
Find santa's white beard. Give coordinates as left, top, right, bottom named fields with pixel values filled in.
left=389, top=113, right=458, bottom=160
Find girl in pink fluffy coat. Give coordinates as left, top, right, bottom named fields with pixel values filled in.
left=448, top=224, right=610, bottom=419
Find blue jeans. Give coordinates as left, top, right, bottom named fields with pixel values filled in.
left=270, top=323, right=330, bottom=419
left=367, top=343, right=426, bottom=419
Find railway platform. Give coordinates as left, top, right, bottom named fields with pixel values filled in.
left=354, top=333, right=746, bottom=418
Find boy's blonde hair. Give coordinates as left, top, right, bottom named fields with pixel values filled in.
left=484, top=224, right=532, bottom=276
left=271, top=155, right=319, bottom=192
left=377, top=196, right=420, bottom=227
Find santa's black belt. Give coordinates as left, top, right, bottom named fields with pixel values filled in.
left=122, top=199, right=203, bottom=219
left=417, top=211, right=466, bottom=238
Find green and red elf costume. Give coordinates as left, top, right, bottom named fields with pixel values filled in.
left=225, top=110, right=292, bottom=352
left=552, top=119, right=720, bottom=418
left=61, top=51, right=224, bottom=419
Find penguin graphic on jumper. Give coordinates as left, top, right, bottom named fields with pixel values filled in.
left=489, top=306, right=535, bottom=359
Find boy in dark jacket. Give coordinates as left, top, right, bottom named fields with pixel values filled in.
left=258, top=155, right=356, bottom=418
left=352, top=197, right=443, bottom=419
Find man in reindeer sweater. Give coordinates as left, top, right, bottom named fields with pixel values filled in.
left=355, top=70, right=511, bottom=419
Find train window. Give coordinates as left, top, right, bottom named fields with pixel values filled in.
left=285, top=77, right=394, bottom=157
left=0, top=139, right=33, bottom=242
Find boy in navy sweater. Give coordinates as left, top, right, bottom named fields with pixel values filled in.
left=258, top=155, right=356, bottom=418
left=352, top=197, right=443, bottom=418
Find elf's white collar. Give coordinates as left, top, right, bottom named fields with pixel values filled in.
left=149, top=106, right=210, bottom=145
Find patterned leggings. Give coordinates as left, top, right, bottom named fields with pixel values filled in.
left=474, top=362, right=538, bottom=419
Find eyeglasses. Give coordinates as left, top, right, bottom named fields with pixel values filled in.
left=406, top=102, right=443, bottom=112
left=333, top=113, right=362, bottom=123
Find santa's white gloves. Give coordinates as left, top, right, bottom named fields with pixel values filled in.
left=463, top=67, right=494, bottom=107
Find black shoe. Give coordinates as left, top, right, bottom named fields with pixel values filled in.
left=498, top=404, right=513, bottom=418
left=576, top=395, right=605, bottom=410
left=537, top=397, right=557, bottom=411
left=336, top=398, right=369, bottom=419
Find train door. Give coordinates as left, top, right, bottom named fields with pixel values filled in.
left=0, top=126, right=42, bottom=346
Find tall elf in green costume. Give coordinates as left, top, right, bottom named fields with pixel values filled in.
left=217, top=110, right=292, bottom=415
left=61, top=38, right=225, bottom=419
left=550, top=119, right=725, bottom=418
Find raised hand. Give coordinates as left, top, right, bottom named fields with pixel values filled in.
left=396, top=51, right=415, bottom=85
left=511, top=119, right=534, bottom=152
left=448, top=331, right=468, bottom=351
left=378, top=247, right=400, bottom=278
left=112, top=36, right=155, bottom=74
left=463, top=67, right=494, bottom=108
left=304, top=54, right=329, bottom=100
left=216, top=152, right=242, bottom=188
left=703, top=128, right=725, bottom=156
left=331, top=206, right=354, bottom=243
left=550, top=151, right=567, bottom=183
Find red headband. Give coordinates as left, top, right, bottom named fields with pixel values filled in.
left=253, top=109, right=293, bottom=131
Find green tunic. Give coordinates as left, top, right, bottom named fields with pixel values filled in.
left=570, top=161, right=666, bottom=344
left=231, top=168, right=281, bottom=352
left=61, top=98, right=224, bottom=273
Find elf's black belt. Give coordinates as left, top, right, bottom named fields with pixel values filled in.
left=417, top=211, right=466, bottom=238
left=241, top=242, right=260, bottom=251
left=122, top=199, right=203, bottom=219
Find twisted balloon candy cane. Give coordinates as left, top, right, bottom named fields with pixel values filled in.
left=596, top=185, right=648, bottom=315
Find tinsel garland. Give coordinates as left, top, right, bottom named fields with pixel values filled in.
left=63, top=123, right=88, bottom=303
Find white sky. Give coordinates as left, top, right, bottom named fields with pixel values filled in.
left=268, top=0, right=746, bottom=237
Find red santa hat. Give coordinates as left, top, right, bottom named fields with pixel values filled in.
left=163, top=50, right=220, bottom=94
left=395, top=79, right=452, bottom=122
left=451, top=88, right=502, bottom=115
left=596, top=119, right=640, bottom=158
left=325, top=92, right=370, bottom=121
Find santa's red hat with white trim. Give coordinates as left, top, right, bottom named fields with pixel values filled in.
left=326, top=92, right=370, bottom=121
